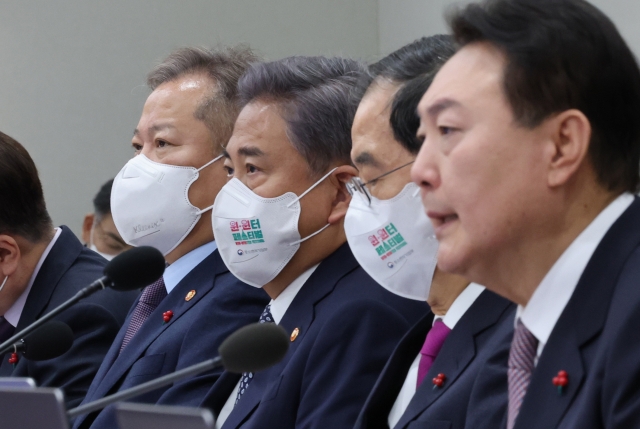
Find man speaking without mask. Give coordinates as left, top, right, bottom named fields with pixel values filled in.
left=201, top=56, right=427, bottom=429
left=73, top=46, right=269, bottom=429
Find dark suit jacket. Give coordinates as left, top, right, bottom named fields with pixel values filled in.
left=0, top=226, right=139, bottom=408
left=200, top=242, right=427, bottom=429
left=354, top=289, right=515, bottom=429
left=72, top=248, right=270, bottom=429
left=468, top=197, right=640, bottom=429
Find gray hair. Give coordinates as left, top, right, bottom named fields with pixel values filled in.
left=147, top=45, right=260, bottom=149
left=237, top=56, right=366, bottom=176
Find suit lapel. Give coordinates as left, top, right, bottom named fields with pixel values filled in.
left=222, top=243, right=360, bottom=429
left=359, top=313, right=433, bottom=429
left=396, top=291, right=512, bottom=429
left=516, top=197, right=640, bottom=429
left=90, top=250, right=226, bottom=399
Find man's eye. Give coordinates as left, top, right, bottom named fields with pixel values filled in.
left=439, top=126, right=455, bottom=135
left=157, top=140, right=168, bottom=148
left=247, top=165, right=258, bottom=174
left=224, top=166, right=234, bottom=177
left=132, top=144, right=142, bottom=152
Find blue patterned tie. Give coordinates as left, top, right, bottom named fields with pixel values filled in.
left=235, top=304, right=273, bottom=404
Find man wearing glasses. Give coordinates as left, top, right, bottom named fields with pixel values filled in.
left=348, top=36, right=515, bottom=429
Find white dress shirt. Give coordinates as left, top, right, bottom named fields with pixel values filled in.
left=163, top=241, right=217, bottom=294
left=215, top=263, right=319, bottom=429
left=387, top=283, right=485, bottom=428
left=4, top=228, right=62, bottom=327
left=517, top=193, right=634, bottom=362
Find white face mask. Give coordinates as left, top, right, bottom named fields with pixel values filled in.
left=111, top=154, right=223, bottom=256
left=344, top=182, right=438, bottom=301
left=212, top=168, right=336, bottom=288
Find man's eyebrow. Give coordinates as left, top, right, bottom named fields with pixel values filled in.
left=105, top=231, right=128, bottom=246
left=353, top=151, right=380, bottom=168
left=426, top=98, right=461, bottom=118
left=132, top=123, right=175, bottom=137
left=237, top=146, right=265, bottom=157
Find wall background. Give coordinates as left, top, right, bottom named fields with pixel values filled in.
left=0, top=0, right=637, bottom=238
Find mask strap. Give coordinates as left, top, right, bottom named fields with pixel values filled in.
left=289, top=223, right=331, bottom=246
left=0, top=276, right=7, bottom=293
left=194, top=155, right=225, bottom=215
left=196, top=154, right=224, bottom=172
left=287, top=167, right=339, bottom=208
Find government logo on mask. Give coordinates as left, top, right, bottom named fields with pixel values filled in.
left=368, top=223, right=407, bottom=261
left=230, top=219, right=265, bottom=245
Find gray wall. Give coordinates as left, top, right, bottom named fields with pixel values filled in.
left=378, top=0, right=640, bottom=57
left=0, top=0, right=378, bottom=238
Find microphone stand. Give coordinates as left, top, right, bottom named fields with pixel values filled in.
left=0, top=278, right=112, bottom=355
left=67, top=357, right=222, bottom=418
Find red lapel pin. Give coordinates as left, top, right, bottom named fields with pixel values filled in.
left=432, top=373, right=446, bottom=390
left=162, top=310, right=174, bottom=324
left=8, top=352, right=18, bottom=368
left=552, top=370, right=568, bottom=394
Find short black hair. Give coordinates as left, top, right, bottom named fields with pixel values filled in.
left=352, top=35, right=456, bottom=154
left=93, top=179, right=114, bottom=221
left=450, top=0, right=640, bottom=193
left=0, top=131, right=52, bottom=242
left=237, top=56, right=365, bottom=176
left=390, top=74, right=436, bottom=154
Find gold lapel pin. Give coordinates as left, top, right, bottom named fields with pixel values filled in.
left=290, top=327, right=300, bottom=342
left=185, top=290, right=196, bottom=301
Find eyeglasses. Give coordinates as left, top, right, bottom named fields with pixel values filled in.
left=347, top=161, right=415, bottom=206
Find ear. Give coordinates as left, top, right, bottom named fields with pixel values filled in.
left=545, top=109, right=592, bottom=188
left=327, top=165, right=359, bottom=225
left=0, top=235, right=21, bottom=278
left=82, top=213, right=95, bottom=245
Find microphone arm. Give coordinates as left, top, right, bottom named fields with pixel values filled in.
left=0, top=277, right=112, bottom=355
left=67, top=357, right=222, bottom=418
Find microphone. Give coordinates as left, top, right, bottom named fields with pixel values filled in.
left=10, top=320, right=74, bottom=361
left=0, top=246, right=165, bottom=355
left=67, top=322, right=290, bottom=418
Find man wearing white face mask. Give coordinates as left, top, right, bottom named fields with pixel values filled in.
left=349, top=37, right=515, bottom=429
left=73, top=46, right=270, bottom=429
left=81, top=179, right=131, bottom=261
left=201, top=56, right=427, bottom=429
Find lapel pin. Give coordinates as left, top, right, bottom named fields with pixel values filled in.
left=290, top=327, right=300, bottom=342
left=162, top=310, right=174, bottom=324
left=432, top=373, right=446, bottom=390
left=185, top=290, right=196, bottom=301
left=552, top=370, right=568, bottom=394
left=8, top=352, right=18, bottom=368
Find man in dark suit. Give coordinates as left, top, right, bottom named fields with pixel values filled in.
left=72, top=46, right=270, bottom=429
left=202, top=56, right=427, bottom=429
left=348, top=37, right=514, bottom=429
left=0, top=131, right=139, bottom=408
left=412, top=1, right=640, bottom=428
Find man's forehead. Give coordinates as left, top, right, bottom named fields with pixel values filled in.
left=420, top=42, right=506, bottom=114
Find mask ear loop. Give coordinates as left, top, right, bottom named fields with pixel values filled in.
left=287, top=167, right=339, bottom=246
left=195, top=154, right=226, bottom=215
left=0, top=276, right=7, bottom=293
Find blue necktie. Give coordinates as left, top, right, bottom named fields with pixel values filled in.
left=235, top=304, right=274, bottom=404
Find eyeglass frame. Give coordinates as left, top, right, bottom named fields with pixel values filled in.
left=347, top=160, right=415, bottom=206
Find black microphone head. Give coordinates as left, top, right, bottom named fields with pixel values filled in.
left=20, top=321, right=74, bottom=361
left=219, top=323, right=289, bottom=373
left=104, top=246, right=165, bottom=291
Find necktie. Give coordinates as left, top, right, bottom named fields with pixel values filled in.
left=235, top=304, right=274, bottom=404
left=0, top=317, right=15, bottom=344
left=416, top=319, right=451, bottom=388
left=507, top=319, right=539, bottom=429
left=120, top=277, right=167, bottom=353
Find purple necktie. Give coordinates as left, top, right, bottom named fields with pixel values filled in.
left=0, top=317, right=15, bottom=344
left=119, top=277, right=167, bottom=353
left=416, top=319, right=451, bottom=388
left=507, top=319, right=539, bottom=429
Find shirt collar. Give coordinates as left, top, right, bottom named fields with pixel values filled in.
left=269, top=264, right=320, bottom=324
left=4, top=228, right=62, bottom=327
left=163, top=241, right=218, bottom=294
left=434, top=283, right=485, bottom=329
left=519, top=193, right=635, bottom=356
